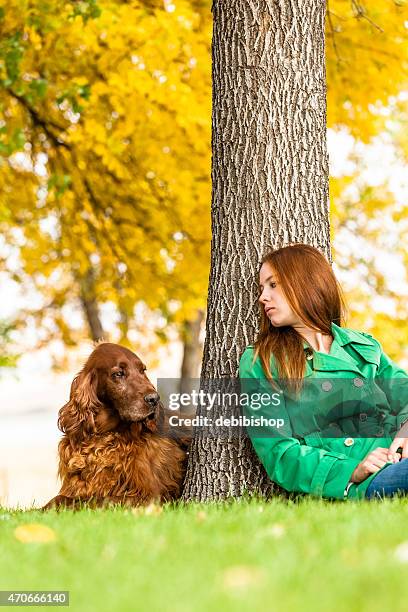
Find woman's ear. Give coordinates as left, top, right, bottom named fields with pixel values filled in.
left=58, top=369, right=102, bottom=443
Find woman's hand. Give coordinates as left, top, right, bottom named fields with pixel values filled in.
left=351, top=447, right=399, bottom=484
left=388, top=421, right=408, bottom=461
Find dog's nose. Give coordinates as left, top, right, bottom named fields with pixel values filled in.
left=144, top=393, right=160, bottom=407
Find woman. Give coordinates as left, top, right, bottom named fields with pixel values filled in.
left=239, top=244, right=408, bottom=501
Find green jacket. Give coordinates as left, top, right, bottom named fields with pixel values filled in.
left=239, top=322, right=408, bottom=501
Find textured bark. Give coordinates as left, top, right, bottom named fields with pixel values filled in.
left=114, top=280, right=130, bottom=343
left=179, top=309, right=205, bottom=394
left=182, top=0, right=331, bottom=501
left=78, top=269, right=106, bottom=342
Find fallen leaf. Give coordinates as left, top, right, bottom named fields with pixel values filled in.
left=14, top=524, right=56, bottom=543
left=394, top=541, right=408, bottom=563
left=132, top=503, right=163, bottom=517
left=144, top=503, right=163, bottom=516
left=222, top=565, right=265, bottom=592
left=268, top=523, right=286, bottom=538
left=196, top=510, right=207, bottom=522
left=101, top=544, right=117, bottom=560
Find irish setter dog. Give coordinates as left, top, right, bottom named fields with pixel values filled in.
left=42, top=343, right=190, bottom=510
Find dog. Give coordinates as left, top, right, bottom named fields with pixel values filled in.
left=42, top=342, right=191, bottom=510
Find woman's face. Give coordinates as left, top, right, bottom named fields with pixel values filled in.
left=259, top=262, right=301, bottom=328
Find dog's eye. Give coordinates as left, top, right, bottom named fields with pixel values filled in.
left=142, top=366, right=147, bottom=372
left=112, top=370, right=125, bottom=379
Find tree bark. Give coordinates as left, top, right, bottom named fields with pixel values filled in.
left=78, top=268, right=106, bottom=342
left=182, top=0, right=331, bottom=501
left=179, top=309, right=205, bottom=394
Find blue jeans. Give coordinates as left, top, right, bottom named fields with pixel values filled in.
left=365, top=458, right=408, bottom=500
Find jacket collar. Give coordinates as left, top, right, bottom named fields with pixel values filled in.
left=330, top=322, right=374, bottom=347
left=302, top=322, right=373, bottom=350
left=302, top=322, right=379, bottom=377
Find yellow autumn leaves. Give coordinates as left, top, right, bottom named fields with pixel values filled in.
left=0, top=0, right=407, bottom=358
left=327, top=0, right=408, bottom=136
left=1, top=0, right=212, bottom=349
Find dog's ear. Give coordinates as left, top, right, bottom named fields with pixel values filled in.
left=58, top=369, right=102, bottom=442
left=145, top=401, right=166, bottom=434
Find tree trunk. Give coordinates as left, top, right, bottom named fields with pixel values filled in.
left=114, top=279, right=130, bottom=344
left=182, top=0, right=330, bottom=501
left=78, top=268, right=106, bottom=342
left=179, top=309, right=205, bottom=394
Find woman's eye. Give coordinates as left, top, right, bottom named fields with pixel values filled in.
left=259, top=281, right=277, bottom=292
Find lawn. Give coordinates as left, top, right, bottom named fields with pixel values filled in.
left=1, top=496, right=408, bottom=612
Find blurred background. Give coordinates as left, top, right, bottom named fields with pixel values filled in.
left=0, top=0, right=407, bottom=508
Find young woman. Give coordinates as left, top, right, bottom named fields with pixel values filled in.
left=239, top=244, right=408, bottom=501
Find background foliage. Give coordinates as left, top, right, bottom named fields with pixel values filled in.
left=0, top=0, right=407, bottom=365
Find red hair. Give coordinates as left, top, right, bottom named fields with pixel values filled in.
left=253, top=244, right=347, bottom=394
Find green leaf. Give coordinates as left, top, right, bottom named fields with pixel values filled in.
left=29, top=78, right=48, bottom=99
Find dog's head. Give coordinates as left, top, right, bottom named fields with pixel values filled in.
left=58, top=343, right=164, bottom=442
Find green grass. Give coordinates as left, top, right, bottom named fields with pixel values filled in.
left=1, top=496, right=408, bottom=612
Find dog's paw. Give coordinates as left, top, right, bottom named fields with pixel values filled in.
left=41, top=495, right=78, bottom=511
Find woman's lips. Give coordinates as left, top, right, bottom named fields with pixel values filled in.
left=265, top=307, right=276, bottom=315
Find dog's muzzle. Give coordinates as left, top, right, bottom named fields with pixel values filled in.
left=144, top=392, right=160, bottom=408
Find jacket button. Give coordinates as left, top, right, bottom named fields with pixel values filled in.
left=353, top=377, right=364, bottom=387
left=359, top=413, right=367, bottom=422
left=344, top=437, right=354, bottom=447
left=321, top=381, right=332, bottom=392
left=306, top=353, right=313, bottom=361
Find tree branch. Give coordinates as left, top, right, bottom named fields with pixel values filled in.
left=7, top=89, right=70, bottom=150
left=350, top=0, right=384, bottom=32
